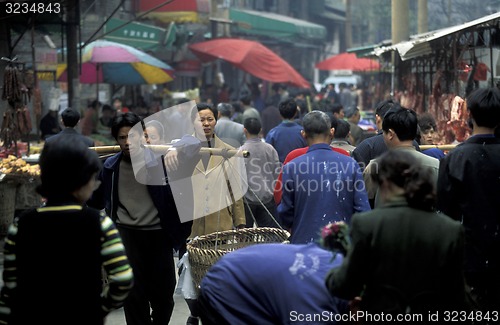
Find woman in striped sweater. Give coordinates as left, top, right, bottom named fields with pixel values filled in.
left=0, top=137, right=133, bottom=325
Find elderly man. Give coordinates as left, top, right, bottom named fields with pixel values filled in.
left=278, top=111, right=370, bottom=244
left=345, top=106, right=363, bottom=146
left=214, top=102, right=246, bottom=147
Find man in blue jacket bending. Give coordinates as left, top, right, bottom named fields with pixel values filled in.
left=199, top=243, right=349, bottom=325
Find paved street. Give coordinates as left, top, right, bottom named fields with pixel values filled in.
left=106, top=293, right=191, bottom=325
left=0, top=245, right=192, bottom=325
left=105, top=256, right=192, bottom=324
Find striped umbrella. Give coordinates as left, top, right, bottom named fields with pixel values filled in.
left=58, top=40, right=174, bottom=85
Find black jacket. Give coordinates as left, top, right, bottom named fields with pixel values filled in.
left=45, top=128, right=95, bottom=147
left=438, top=135, right=500, bottom=274
left=89, top=152, right=192, bottom=250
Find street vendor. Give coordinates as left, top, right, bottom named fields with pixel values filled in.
left=88, top=112, right=192, bottom=325
left=164, top=102, right=246, bottom=237
left=39, top=106, right=61, bottom=140
left=164, top=102, right=246, bottom=325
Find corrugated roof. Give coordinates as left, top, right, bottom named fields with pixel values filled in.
left=373, top=11, right=500, bottom=61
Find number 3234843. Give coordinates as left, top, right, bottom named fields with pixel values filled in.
left=2, top=2, right=61, bottom=15
left=441, top=311, right=499, bottom=322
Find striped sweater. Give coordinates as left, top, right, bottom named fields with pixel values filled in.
left=0, top=205, right=133, bottom=325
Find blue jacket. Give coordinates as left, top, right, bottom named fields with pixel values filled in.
left=200, top=243, right=349, bottom=324
left=90, top=152, right=192, bottom=250
left=278, top=143, right=371, bottom=244
left=265, top=121, right=307, bottom=162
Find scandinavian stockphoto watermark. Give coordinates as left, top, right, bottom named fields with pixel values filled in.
left=128, top=100, right=370, bottom=223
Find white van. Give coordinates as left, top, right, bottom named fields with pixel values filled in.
left=321, top=74, right=362, bottom=92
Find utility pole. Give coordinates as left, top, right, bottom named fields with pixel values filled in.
left=0, top=19, right=10, bottom=128
left=448, top=0, right=451, bottom=26
left=391, top=0, right=409, bottom=96
left=392, top=0, right=409, bottom=45
left=66, top=0, right=80, bottom=112
left=418, top=0, right=428, bottom=34
left=345, top=0, right=353, bottom=50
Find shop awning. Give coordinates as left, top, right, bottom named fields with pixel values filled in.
left=138, top=0, right=210, bottom=24
left=318, top=12, right=345, bottom=22
left=347, top=44, right=382, bottom=57
left=104, top=18, right=167, bottom=51
left=374, top=11, right=500, bottom=61
left=229, top=8, right=326, bottom=41
left=347, top=39, right=392, bottom=58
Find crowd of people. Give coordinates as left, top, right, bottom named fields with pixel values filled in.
left=2, top=84, right=500, bottom=324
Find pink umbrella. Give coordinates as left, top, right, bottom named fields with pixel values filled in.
left=316, top=52, right=380, bottom=71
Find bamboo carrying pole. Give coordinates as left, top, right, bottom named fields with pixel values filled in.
left=419, top=144, right=457, bottom=151
left=91, top=144, right=456, bottom=155
left=89, top=145, right=250, bottom=158
left=89, top=146, right=121, bottom=154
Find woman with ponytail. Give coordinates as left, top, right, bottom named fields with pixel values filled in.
left=326, top=150, right=468, bottom=315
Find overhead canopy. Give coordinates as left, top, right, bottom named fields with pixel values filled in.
left=318, top=12, right=345, bottom=22
left=229, top=8, right=326, bottom=42
left=375, top=11, right=500, bottom=61
left=104, top=18, right=167, bottom=51
left=347, top=43, right=388, bottom=58
left=138, top=0, right=209, bottom=24
left=189, top=38, right=310, bottom=88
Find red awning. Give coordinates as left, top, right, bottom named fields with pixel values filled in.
left=316, top=52, right=380, bottom=71
left=138, top=0, right=209, bottom=23
left=139, top=0, right=197, bottom=12
left=189, top=38, right=310, bottom=88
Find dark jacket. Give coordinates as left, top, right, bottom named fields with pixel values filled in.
left=39, top=112, right=62, bottom=140
left=45, top=128, right=95, bottom=147
left=327, top=197, right=467, bottom=313
left=438, top=135, right=500, bottom=274
left=5, top=206, right=104, bottom=325
left=89, top=152, right=192, bottom=250
left=352, top=132, right=420, bottom=169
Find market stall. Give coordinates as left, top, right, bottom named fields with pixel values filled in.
left=0, top=155, right=41, bottom=236
left=0, top=57, right=42, bottom=236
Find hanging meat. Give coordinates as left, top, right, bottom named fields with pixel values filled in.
left=2, top=64, right=23, bottom=103
left=1, top=61, right=32, bottom=152
left=1, top=109, right=19, bottom=148
left=16, top=105, right=32, bottom=136
left=447, top=96, right=471, bottom=142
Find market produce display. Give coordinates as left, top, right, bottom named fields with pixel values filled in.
left=0, top=155, right=40, bottom=177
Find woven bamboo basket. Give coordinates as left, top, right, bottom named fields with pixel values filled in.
left=15, top=178, right=42, bottom=210
left=0, top=181, right=17, bottom=237
left=187, top=227, right=290, bottom=289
